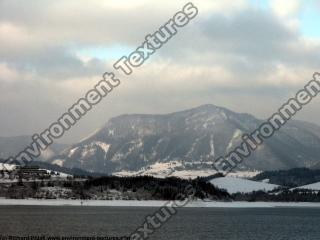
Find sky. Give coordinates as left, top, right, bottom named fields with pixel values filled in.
left=1, top=0, right=320, bottom=143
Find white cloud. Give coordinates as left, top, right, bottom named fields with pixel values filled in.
left=270, top=0, right=302, bottom=18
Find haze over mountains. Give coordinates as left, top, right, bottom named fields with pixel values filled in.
left=41, top=104, right=320, bottom=175
left=0, top=136, right=66, bottom=162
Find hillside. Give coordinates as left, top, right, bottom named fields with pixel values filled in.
left=252, top=168, right=320, bottom=188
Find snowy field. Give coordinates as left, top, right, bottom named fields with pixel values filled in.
left=210, top=177, right=279, bottom=194
left=114, top=162, right=260, bottom=180
left=0, top=198, right=320, bottom=208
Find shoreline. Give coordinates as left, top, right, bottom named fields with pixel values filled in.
left=1, top=199, right=320, bottom=208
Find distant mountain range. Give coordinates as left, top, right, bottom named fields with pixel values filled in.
left=45, top=104, right=320, bottom=175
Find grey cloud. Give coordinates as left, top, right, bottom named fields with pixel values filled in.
left=0, top=0, right=171, bottom=46
left=0, top=46, right=107, bottom=80
left=160, top=7, right=320, bottom=68
left=0, top=1, right=320, bottom=143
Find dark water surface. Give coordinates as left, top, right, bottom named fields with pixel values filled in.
left=0, top=206, right=319, bottom=240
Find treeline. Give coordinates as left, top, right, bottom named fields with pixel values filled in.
left=252, top=168, right=320, bottom=187
left=0, top=175, right=231, bottom=201
left=84, top=176, right=231, bottom=200
left=3, top=175, right=320, bottom=202
left=233, top=188, right=320, bottom=202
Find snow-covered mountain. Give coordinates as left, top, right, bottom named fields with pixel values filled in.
left=51, top=104, right=320, bottom=175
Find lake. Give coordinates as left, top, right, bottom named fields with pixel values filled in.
left=0, top=206, right=319, bottom=239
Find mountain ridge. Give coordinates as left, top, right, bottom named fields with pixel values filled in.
left=49, top=104, right=320, bottom=175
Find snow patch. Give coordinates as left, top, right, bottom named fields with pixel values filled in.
left=68, top=147, right=79, bottom=158
left=210, top=177, right=279, bottom=194
left=78, top=141, right=110, bottom=159
left=81, top=148, right=96, bottom=158
left=52, top=159, right=65, bottom=167
left=209, top=134, right=215, bottom=157
left=227, top=170, right=261, bottom=179
left=0, top=164, right=16, bottom=171
left=94, top=141, right=110, bottom=153
left=227, top=129, right=242, bottom=151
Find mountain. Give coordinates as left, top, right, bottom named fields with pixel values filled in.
left=50, top=104, right=320, bottom=175
left=0, top=135, right=67, bottom=162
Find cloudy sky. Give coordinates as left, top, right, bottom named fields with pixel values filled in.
left=1, top=0, right=320, bottom=143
